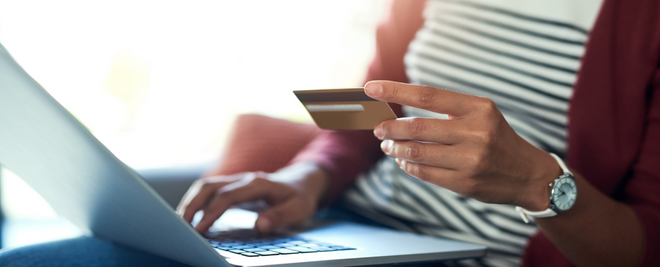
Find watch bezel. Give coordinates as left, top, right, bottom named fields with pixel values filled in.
left=549, top=172, right=577, bottom=213
left=515, top=153, right=577, bottom=223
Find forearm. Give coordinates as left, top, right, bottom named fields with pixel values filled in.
left=290, top=129, right=383, bottom=205
left=272, top=161, right=330, bottom=203
left=364, top=80, right=652, bottom=266
left=535, top=171, right=644, bottom=267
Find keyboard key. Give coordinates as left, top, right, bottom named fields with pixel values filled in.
left=232, top=245, right=255, bottom=249
left=256, top=251, right=279, bottom=256
left=258, top=245, right=280, bottom=250
left=241, top=252, right=259, bottom=257
left=288, top=247, right=318, bottom=253
left=271, top=238, right=297, bottom=244
left=217, top=250, right=236, bottom=258
left=315, top=247, right=337, bottom=251
left=270, top=248, right=299, bottom=254
left=209, top=231, right=354, bottom=256
left=221, top=242, right=244, bottom=246
left=330, top=246, right=356, bottom=251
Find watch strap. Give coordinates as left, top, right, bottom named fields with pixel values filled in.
left=515, top=153, right=569, bottom=223
left=549, top=153, right=572, bottom=176
left=515, top=206, right=557, bottom=223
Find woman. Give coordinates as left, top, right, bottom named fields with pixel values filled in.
left=3, top=0, right=659, bottom=266
left=181, top=1, right=660, bottom=266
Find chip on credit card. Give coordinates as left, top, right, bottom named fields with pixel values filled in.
left=293, top=88, right=398, bottom=130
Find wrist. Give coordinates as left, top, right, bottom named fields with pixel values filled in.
left=299, top=162, right=330, bottom=203
left=520, top=151, right=563, bottom=211
left=272, top=161, right=329, bottom=203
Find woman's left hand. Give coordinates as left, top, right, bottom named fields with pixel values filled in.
left=366, top=81, right=561, bottom=211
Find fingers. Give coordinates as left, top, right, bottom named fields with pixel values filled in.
left=396, top=158, right=460, bottom=191
left=398, top=159, right=488, bottom=199
left=255, top=197, right=314, bottom=233
left=194, top=175, right=294, bottom=233
left=179, top=170, right=320, bottom=234
left=382, top=140, right=462, bottom=170
left=375, top=117, right=460, bottom=144
left=364, top=81, right=476, bottom=116
left=178, top=182, right=214, bottom=223
left=177, top=174, right=246, bottom=223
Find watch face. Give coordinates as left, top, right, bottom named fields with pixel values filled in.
left=551, top=175, right=577, bottom=211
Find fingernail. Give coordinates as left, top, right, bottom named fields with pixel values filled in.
left=374, top=124, right=384, bottom=139
left=365, top=82, right=383, bottom=97
left=381, top=140, right=393, bottom=154
left=256, top=217, right=271, bottom=232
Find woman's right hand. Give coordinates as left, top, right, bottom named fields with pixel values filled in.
left=176, top=162, right=329, bottom=234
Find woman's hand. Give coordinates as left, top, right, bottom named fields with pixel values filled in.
left=176, top=162, right=328, bottom=233
left=366, top=81, right=561, bottom=211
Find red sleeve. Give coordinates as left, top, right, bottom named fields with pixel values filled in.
left=523, top=1, right=660, bottom=265
left=625, top=68, right=660, bottom=266
left=289, top=0, right=425, bottom=205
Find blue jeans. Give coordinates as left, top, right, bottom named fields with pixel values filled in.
left=0, top=204, right=445, bottom=267
left=0, top=236, right=189, bottom=267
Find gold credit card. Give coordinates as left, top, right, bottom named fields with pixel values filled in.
left=294, top=88, right=397, bottom=130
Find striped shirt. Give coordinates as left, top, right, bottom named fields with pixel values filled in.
left=344, top=0, right=602, bottom=266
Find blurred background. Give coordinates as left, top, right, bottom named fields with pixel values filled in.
left=0, top=0, right=388, bottom=249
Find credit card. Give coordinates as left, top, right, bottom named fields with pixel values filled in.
left=293, top=88, right=397, bottom=130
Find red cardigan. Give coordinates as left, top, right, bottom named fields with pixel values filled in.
left=292, top=0, right=660, bottom=266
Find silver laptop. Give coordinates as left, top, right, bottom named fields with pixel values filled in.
left=0, top=43, right=486, bottom=267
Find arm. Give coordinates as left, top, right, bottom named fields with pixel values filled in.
left=178, top=1, right=427, bottom=232
left=289, top=0, right=425, bottom=205
left=533, top=64, right=660, bottom=266
left=290, top=130, right=386, bottom=205
left=534, top=170, right=644, bottom=267
left=365, top=80, right=657, bottom=267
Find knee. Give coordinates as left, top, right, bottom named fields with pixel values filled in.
left=0, top=237, right=105, bottom=267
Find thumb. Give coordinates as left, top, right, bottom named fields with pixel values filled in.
left=255, top=198, right=313, bottom=233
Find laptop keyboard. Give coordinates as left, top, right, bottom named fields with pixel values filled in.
left=206, top=229, right=356, bottom=257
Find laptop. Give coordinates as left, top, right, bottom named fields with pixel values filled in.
left=0, top=43, right=486, bottom=267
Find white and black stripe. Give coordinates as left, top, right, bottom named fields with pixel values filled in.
left=403, top=0, right=601, bottom=157
left=344, top=0, right=602, bottom=266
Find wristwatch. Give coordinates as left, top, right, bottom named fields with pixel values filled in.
left=515, top=153, right=577, bottom=223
